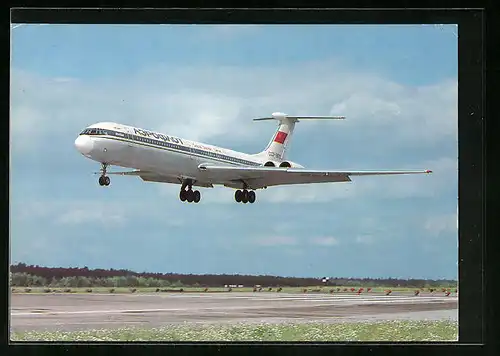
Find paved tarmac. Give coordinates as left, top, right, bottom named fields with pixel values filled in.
left=10, top=292, right=458, bottom=332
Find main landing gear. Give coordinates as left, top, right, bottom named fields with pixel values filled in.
left=179, top=180, right=201, bottom=203
left=234, top=189, right=256, bottom=204
left=98, top=163, right=110, bottom=186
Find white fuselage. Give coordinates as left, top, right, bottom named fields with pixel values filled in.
left=74, top=119, right=430, bottom=203
left=74, top=122, right=264, bottom=179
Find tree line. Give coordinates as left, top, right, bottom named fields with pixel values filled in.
left=10, top=272, right=182, bottom=288
left=9, top=263, right=457, bottom=288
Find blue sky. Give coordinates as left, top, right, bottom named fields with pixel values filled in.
left=10, top=24, right=458, bottom=279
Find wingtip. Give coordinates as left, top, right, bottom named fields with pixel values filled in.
left=426, top=170, right=433, bottom=174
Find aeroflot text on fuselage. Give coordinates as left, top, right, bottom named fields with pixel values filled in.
left=133, top=128, right=184, bottom=145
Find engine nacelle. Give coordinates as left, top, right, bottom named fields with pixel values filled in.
left=262, top=160, right=304, bottom=168
left=279, top=161, right=304, bottom=168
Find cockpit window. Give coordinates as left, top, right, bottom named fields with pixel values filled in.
left=80, top=128, right=107, bottom=135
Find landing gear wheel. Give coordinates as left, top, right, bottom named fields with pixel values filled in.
left=98, top=176, right=110, bottom=186
left=235, top=189, right=256, bottom=204
left=98, top=163, right=110, bottom=187
left=193, top=190, right=201, bottom=203
left=180, top=190, right=187, bottom=202
left=186, top=189, right=194, bottom=203
left=241, top=189, right=249, bottom=204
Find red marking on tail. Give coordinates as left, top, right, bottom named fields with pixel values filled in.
left=274, top=131, right=288, bottom=144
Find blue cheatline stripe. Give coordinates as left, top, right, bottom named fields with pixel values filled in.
left=82, top=128, right=262, bottom=167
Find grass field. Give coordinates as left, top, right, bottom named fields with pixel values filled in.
left=10, top=286, right=457, bottom=294
left=10, top=320, right=458, bottom=342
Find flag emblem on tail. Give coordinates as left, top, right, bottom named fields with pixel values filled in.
left=274, top=131, right=288, bottom=144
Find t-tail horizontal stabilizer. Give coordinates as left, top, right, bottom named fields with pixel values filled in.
left=253, top=112, right=346, bottom=122
left=253, top=112, right=345, bottom=161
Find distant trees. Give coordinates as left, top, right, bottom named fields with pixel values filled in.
left=9, top=273, right=171, bottom=288
left=9, top=263, right=457, bottom=288
left=10, top=273, right=47, bottom=287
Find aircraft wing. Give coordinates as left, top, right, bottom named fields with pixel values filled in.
left=198, top=164, right=432, bottom=189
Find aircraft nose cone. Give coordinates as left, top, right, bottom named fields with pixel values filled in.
left=74, top=135, right=94, bottom=155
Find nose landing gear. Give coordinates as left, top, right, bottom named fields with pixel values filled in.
left=98, top=163, right=110, bottom=186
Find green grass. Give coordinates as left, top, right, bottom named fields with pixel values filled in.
left=10, top=286, right=456, bottom=294
left=10, top=320, right=458, bottom=342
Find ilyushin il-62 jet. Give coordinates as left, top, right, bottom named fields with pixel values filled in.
left=75, top=112, right=432, bottom=204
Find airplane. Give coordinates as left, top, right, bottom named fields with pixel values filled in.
left=74, top=112, right=432, bottom=204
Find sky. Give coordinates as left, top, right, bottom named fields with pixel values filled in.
left=10, top=24, right=458, bottom=279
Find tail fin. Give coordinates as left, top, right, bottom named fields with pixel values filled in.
left=252, top=112, right=345, bottom=161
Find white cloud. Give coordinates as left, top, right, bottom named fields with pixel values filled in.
left=351, top=156, right=457, bottom=200
left=253, top=236, right=298, bottom=246
left=13, top=199, right=184, bottom=227
left=55, top=207, right=125, bottom=226
left=311, top=236, right=340, bottom=246
left=330, top=79, right=457, bottom=144
left=355, top=235, right=376, bottom=245
left=9, top=106, right=46, bottom=152
left=156, top=94, right=243, bottom=142
left=284, top=248, right=303, bottom=256
left=16, top=200, right=127, bottom=226
left=424, top=213, right=458, bottom=237
left=10, top=59, right=456, bottom=152
left=257, top=182, right=354, bottom=203
left=252, top=235, right=340, bottom=247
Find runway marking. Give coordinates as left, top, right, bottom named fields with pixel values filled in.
left=59, top=292, right=457, bottom=303
left=10, top=297, right=457, bottom=317
left=125, top=293, right=456, bottom=301
left=129, top=294, right=457, bottom=303
left=11, top=305, right=327, bottom=316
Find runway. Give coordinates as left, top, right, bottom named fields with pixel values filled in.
left=10, top=292, right=458, bottom=332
